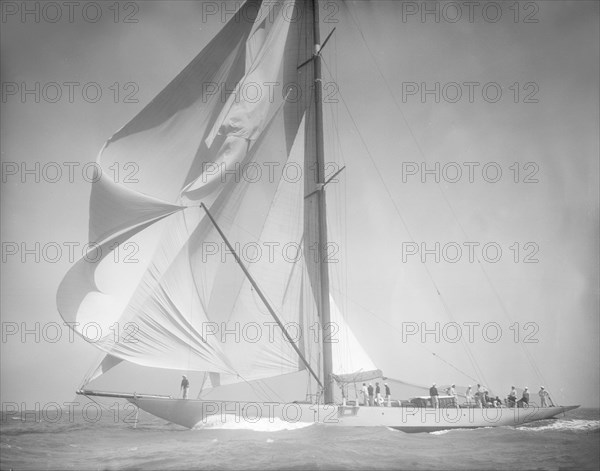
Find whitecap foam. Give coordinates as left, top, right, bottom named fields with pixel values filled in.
left=429, top=427, right=491, bottom=435
left=192, top=414, right=314, bottom=432
left=429, top=430, right=451, bottom=435
left=517, top=419, right=600, bottom=433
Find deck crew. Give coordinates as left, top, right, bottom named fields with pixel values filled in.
left=367, top=383, right=374, bottom=406
left=375, top=382, right=382, bottom=406
left=539, top=386, right=549, bottom=407
left=465, top=385, right=473, bottom=406
left=475, top=383, right=484, bottom=408
left=384, top=383, right=391, bottom=407
left=521, top=387, right=530, bottom=405
left=482, top=390, right=490, bottom=407
left=429, top=383, right=439, bottom=408
left=449, top=384, right=458, bottom=407
left=181, top=375, right=189, bottom=399
left=516, top=387, right=530, bottom=408
left=508, top=386, right=517, bottom=408
left=361, top=383, right=368, bottom=406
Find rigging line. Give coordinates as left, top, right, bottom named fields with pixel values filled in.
left=84, top=394, right=114, bottom=412
left=430, top=353, right=480, bottom=387
left=246, top=378, right=280, bottom=403
left=236, top=373, right=281, bottom=403
left=333, top=288, right=480, bottom=386
left=320, top=57, right=489, bottom=389
left=341, top=2, right=546, bottom=389
left=255, top=377, right=288, bottom=404
left=80, top=350, right=107, bottom=387
left=203, top=370, right=280, bottom=404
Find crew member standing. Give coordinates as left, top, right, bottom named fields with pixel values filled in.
left=539, top=386, right=549, bottom=407
left=475, top=383, right=484, bottom=408
left=181, top=375, right=190, bottom=399
left=430, top=383, right=439, bottom=408
left=508, top=386, right=517, bottom=408
left=522, top=387, right=530, bottom=406
left=361, top=383, right=368, bottom=406
left=449, top=384, right=458, bottom=407
left=465, top=385, right=473, bottom=406
left=385, top=383, right=391, bottom=407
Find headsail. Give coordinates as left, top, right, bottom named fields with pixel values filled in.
left=329, top=295, right=379, bottom=382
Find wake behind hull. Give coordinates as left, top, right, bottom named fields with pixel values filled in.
left=129, top=395, right=579, bottom=431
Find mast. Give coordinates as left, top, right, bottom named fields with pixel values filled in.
left=310, top=0, right=334, bottom=404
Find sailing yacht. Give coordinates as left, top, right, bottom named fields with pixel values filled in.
left=57, top=0, right=578, bottom=431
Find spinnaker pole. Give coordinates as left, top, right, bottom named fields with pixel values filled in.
left=200, top=203, right=323, bottom=389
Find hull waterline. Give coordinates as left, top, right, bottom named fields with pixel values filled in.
left=128, top=395, right=579, bottom=431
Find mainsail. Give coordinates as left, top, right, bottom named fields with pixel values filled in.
left=57, top=0, right=377, bottom=393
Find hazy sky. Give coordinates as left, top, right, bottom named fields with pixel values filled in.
left=1, top=0, right=598, bottom=408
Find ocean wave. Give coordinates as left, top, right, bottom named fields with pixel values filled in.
left=0, top=421, right=91, bottom=437
left=192, top=415, right=314, bottom=432
left=517, top=419, right=600, bottom=433
left=429, top=427, right=493, bottom=435
left=429, top=430, right=451, bottom=435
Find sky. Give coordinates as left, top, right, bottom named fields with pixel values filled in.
left=1, top=0, right=599, bottom=409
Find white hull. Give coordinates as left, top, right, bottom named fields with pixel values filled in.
left=129, top=396, right=579, bottom=432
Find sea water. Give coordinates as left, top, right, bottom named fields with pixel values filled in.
left=1, top=406, right=598, bottom=470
